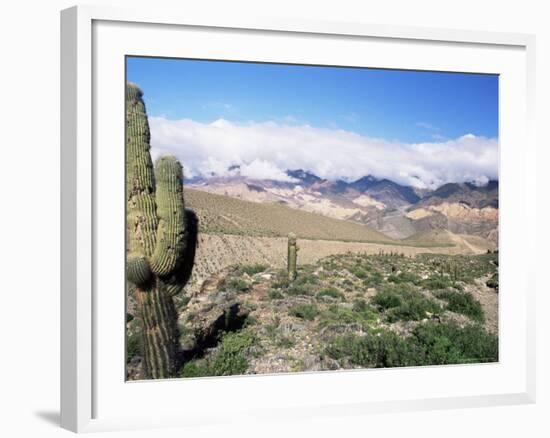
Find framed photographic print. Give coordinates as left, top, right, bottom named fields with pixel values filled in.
left=61, top=5, right=536, bottom=433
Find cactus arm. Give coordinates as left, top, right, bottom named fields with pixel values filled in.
left=164, top=209, right=199, bottom=296
left=126, top=82, right=158, bottom=259
left=127, top=255, right=152, bottom=286
left=149, top=156, right=186, bottom=277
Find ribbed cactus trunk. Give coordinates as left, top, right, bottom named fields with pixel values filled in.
left=126, top=82, right=198, bottom=379
left=134, top=284, right=180, bottom=378
left=287, top=233, right=298, bottom=281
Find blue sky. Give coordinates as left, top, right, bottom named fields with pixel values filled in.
left=127, top=56, right=498, bottom=144
left=126, top=57, right=499, bottom=188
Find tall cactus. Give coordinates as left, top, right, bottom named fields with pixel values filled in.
left=126, top=82, right=198, bottom=379
left=287, top=233, right=298, bottom=281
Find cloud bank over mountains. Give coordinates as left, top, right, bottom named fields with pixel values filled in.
left=149, top=117, right=498, bottom=189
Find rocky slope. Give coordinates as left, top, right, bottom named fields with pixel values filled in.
left=126, top=251, right=499, bottom=379
left=188, top=170, right=499, bottom=242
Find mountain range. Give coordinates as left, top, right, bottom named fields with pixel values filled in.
left=187, top=167, right=498, bottom=242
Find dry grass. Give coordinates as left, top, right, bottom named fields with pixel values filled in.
left=186, top=189, right=393, bottom=243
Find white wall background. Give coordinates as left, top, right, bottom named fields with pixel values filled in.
left=0, top=1, right=547, bottom=437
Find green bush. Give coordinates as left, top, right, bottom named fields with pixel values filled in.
left=362, top=271, right=383, bottom=287
left=435, top=290, right=485, bottom=323
left=350, top=267, right=368, bottom=279
left=325, top=331, right=417, bottom=368
left=289, top=304, right=319, bottom=321
left=422, top=275, right=454, bottom=290
left=319, top=303, right=377, bottom=328
left=239, top=264, right=268, bottom=276
left=373, top=285, right=441, bottom=322
left=180, top=331, right=257, bottom=377
left=294, top=272, right=320, bottom=286
left=412, top=321, right=498, bottom=364
left=372, top=289, right=402, bottom=309
left=180, top=361, right=210, bottom=378
left=352, top=298, right=369, bottom=313
left=325, top=321, right=498, bottom=368
left=209, top=331, right=256, bottom=376
left=317, top=287, right=345, bottom=300
left=267, top=289, right=284, bottom=300
left=286, top=283, right=314, bottom=296
left=386, top=295, right=440, bottom=322
left=388, top=271, right=421, bottom=285
left=227, top=278, right=249, bottom=292
left=275, top=335, right=296, bottom=349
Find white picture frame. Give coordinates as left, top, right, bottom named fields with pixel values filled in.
left=60, top=4, right=537, bottom=433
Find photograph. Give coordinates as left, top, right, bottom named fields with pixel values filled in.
left=125, top=57, right=499, bottom=381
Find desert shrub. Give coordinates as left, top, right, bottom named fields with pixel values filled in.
left=373, top=285, right=441, bottom=322
left=325, top=321, right=498, bottom=368
left=412, top=321, right=498, bottom=364
left=289, top=304, right=319, bottom=321
left=180, top=361, right=210, bottom=378
left=422, top=275, right=453, bottom=290
left=372, top=289, right=402, bottom=309
left=286, top=283, right=314, bottom=296
left=325, top=331, right=417, bottom=368
left=267, top=289, right=284, bottom=300
left=294, top=272, right=320, bottom=286
left=388, top=271, right=422, bottom=285
left=264, top=316, right=281, bottom=339
left=275, top=335, right=296, bottom=349
left=239, top=264, right=268, bottom=276
left=322, top=260, right=337, bottom=270
left=386, top=295, right=441, bottom=322
left=227, top=278, right=249, bottom=292
left=362, top=271, right=383, bottom=287
left=179, top=331, right=256, bottom=377
left=435, top=290, right=485, bottom=323
left=209, top=331, right=256, bottom=376
left=350, top=267, right=368, bottom=279
left=352, top=298, right=369, bottom=313
left=317, top=287, right=345, bottom=300
left=319, top=303, right=377, bottom=328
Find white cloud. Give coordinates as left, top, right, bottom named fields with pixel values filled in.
left=149, top=117, right=498, bottom=189
left=240, top=159, right=297, bottom=182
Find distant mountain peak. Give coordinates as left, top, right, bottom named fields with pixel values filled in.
left=286, top=169, right=324, bottom=185
left=349, top=175, right=379, bottom=192
left=422, top=180, right=498, bottom=209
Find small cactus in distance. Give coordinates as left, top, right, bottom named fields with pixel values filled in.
left=126, top=82, right=198, bottom=379
left=287, top=233, right=299, bottom=281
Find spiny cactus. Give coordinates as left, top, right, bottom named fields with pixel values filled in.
left=287, top=233, right=298, bottom=281
left=126, top=82, right=198, bottom=379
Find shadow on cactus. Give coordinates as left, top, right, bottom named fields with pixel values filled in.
left=126, top=82, right=198, bottom=379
